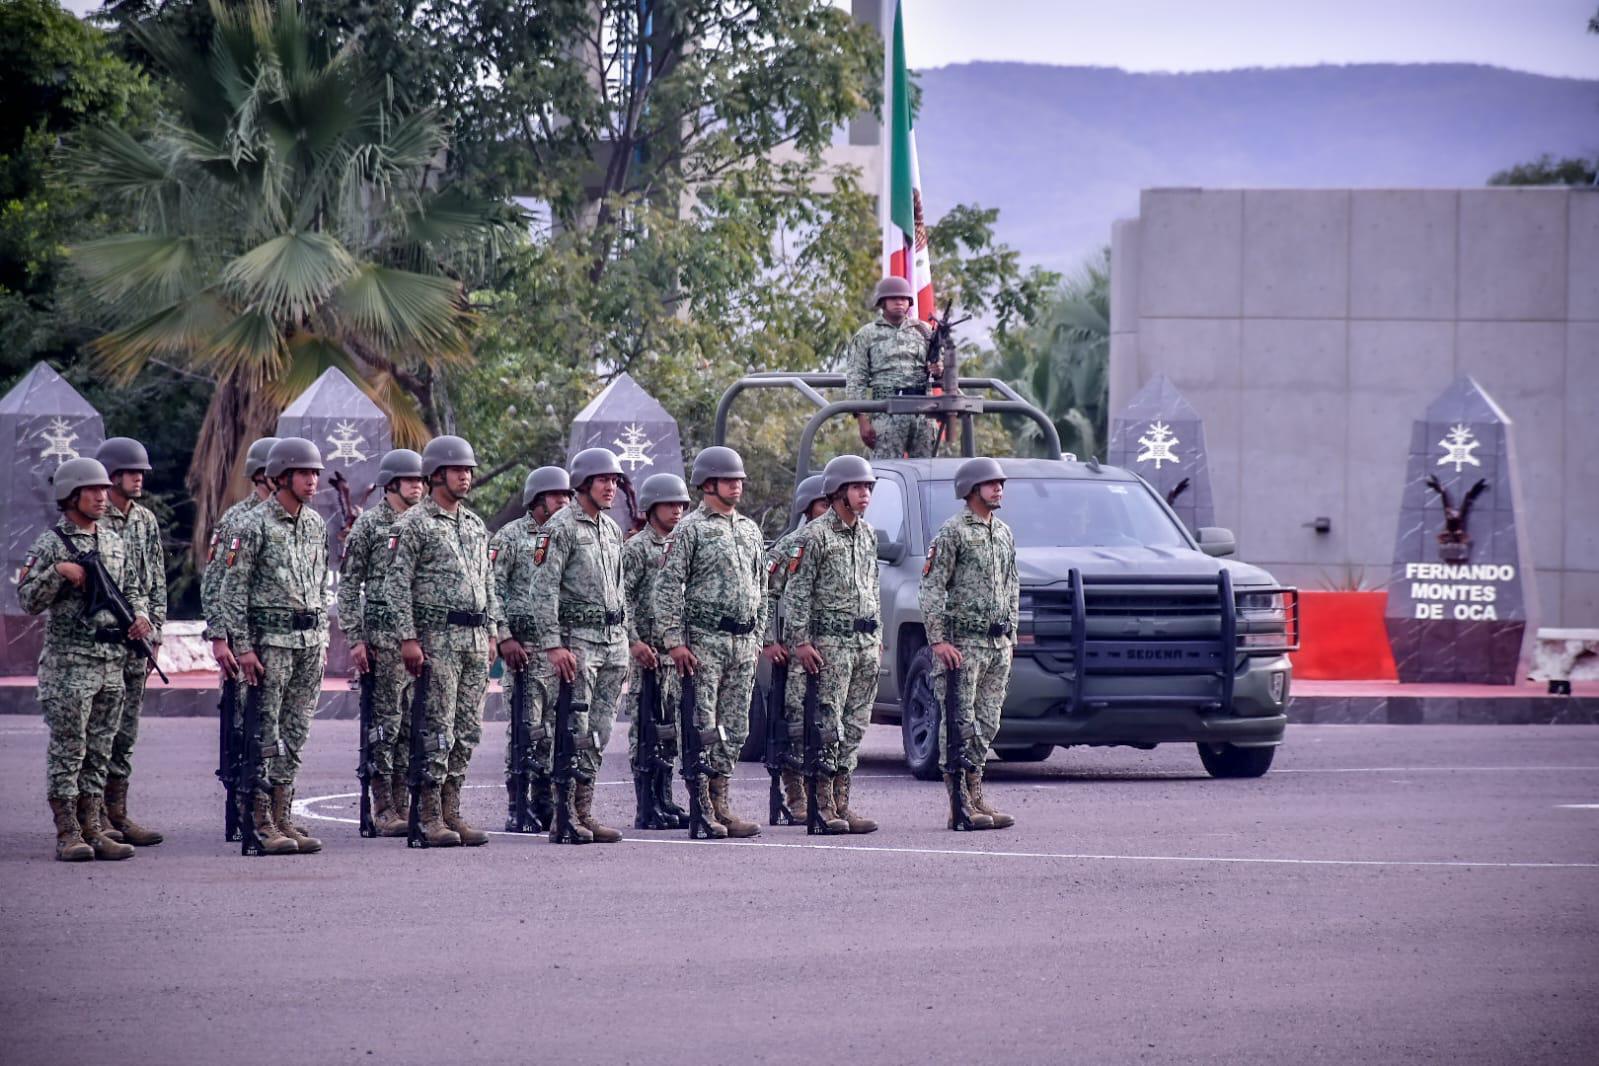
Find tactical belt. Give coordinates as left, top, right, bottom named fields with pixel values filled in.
left=92, top=627, right=128, bottom=644
left=248, top=607, right=324, bottom=633
left=810, top=616, right=880, bottom=638
left=685, top=603, right=756, bottom=635
left=559, top=603, right=625, bottom=627
left=949, top=619, right=1013, bottom=640
left=446, top=610, right=489, bottom=628
left=414, top=605, right=489, bottom=628
left=871, top=384, right=927, bottom=399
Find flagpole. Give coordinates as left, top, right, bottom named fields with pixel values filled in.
left=880, top=0, right=894, bottom=277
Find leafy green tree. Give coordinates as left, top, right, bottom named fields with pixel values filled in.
left=1488, top=10, right=1598, bottom=187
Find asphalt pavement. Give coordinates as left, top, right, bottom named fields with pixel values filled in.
left=2, top=718, right=1596, bottom=1065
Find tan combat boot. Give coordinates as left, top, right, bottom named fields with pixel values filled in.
left=708, top=775, right=760, bottom=838
left=418, top=784, right=462, bottom=847
left=549, top=780, right=593, bottom=844
left=440, top=778, right=489, bottom=846
left=384, top=775, right=412, bottom=837
left=104, top=775, right=163, bottom=846
left=78, top=794, right=135, bottom=860
left=367, top=776, right=403, bottom=836
left=832, top=771, right=878, bottom=834
left=943, top=773, right=994, bottom=831
left=574, top=780, right=622, bottom=843
left=249, top=791, right=299, bottom=854
left=692, top=777, right=728, bottom=839
left=272, top=786, right=322, bottom=853
left=966, top=769, right=1014, bottom=829
left=807, top=774, right=849, bottom=834
left=49, top=796, right=92, bottom=861
left=780, top=768, right=806, bottom=821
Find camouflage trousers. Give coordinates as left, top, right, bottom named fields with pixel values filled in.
left=793, top=639, right=879, bottom=773
left=684, top=627, right=759, bottom=777
left=105, top=651, right=150, bottom=779
left=416, top=628, right=490, bottom=787
left=367, top=639, right=413, bottom=777
left=40, top=648, right=124, bottom=800
left=870, top=414, right=939, bottom=459
left=561, top=632, right=628, bottom=778
left=626, top=656, right=680, bottom=769
left=503, top=656, right=555, bottom=778
left=255, top=644, right=325, bottom=788
left=932, top=643, right=1012, bottom=766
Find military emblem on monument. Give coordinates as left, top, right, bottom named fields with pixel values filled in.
left=612, top=422, right=655, bottom=471
left=1424, top=474, right=1488, bottom=563
left=1109, top=376, right=1213, bottom=532
left=1436, top=424, right=1481, bottom=473
left=1135, top=421, right=1180, bottom=469
left=325, top=420, right=370, bottom=464
left=38, top=417, right=82, bottom=465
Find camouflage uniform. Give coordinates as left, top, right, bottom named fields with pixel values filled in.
left=492, top=512, right=556, bottom=777
left=217, top=497, right=330, bottom=787
left=764, top=522, right=814, bottom=744
left=781, top=510, right=881, bottom=772
left=658, top=502, right=768, bottom=777
left=337, top=498, right=412, bottom=777
left=918, top=506, right=1020, bottom=765
left=843, top=316, right=938, bottom=459
left=19, top=520, right=146, bottom=799
left=201, top=494, right=263, bottom=640
left=102, top=498, right=166, bottom=779
left=624, top=523, right=678, bottom=766
left=528, top=503, right=628, bottom=778
left=385, top=497, right=506, bottom=787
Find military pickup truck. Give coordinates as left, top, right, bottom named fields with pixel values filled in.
left=718, top=371, right=1299, bottom=779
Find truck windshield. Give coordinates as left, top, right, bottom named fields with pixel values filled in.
left=919, top=479, right=1191, bottom=549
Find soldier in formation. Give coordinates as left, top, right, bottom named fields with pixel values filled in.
left=780, top=455, right=882, bottom=833
left=386, top=435, right=504, bottom=848
left=204, top=436, right=278, bottom=680
left=337, top=448, right=427, bottom=837
left=216, top=437, right=331, bottom=854
left=844, top=275, right=941, bottom=460
left=527, top=448, right=630, bottom=844
left=492, top=465, right=573, bottom=832
left=657, top=446, right=767, bottom=838
left=96, top=437, right=167, bottom=846
left=918, top=456, right=1018, bottom=831
left=21, top=458, right=152, bottom=861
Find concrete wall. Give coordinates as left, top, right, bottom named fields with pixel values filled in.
left=1110, top=187, right=1598, bottom=626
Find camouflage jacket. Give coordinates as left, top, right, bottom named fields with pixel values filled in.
left=622, top=524, right=670, bottom=647
left=216, top=496, right=330, bottom=656
left=104, top=497, right=167, bottom=641
left=781, top=509, right=880, bottom=648
left=384, top=496, right=506, bottom=645
left=762, top=521, right=812, bottom=645
left=918, top=505, right=1019, bottom=648
left=843, top=316, right=934, bottom=400
left=657, top=503, right=767, bottom=648
left=490, top=512, right=543, bottom=642
left=18, top=518, right=148, bottom=660
left=201, top=493, right=265, bottom=641
left=527, top=503, right=626, bottom=651
left=336, top=497, right=406, bottom=646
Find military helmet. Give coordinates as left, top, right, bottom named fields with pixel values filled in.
left=689, top=446, right=747, bottom=487
left=790, top=475, right=827, bottom=522
left=871, top=275, right=914, bottom=307
left=266, top=437, right=325, bottom=478
left=569, top=447, right=624, bottom=489
left=95, top=437, right=152, bottom=475
left=421, top=435, right=478, bottom=477
left=244, top=436, right=281, bottom=479
left=523, top=465, right=572, bottom=508
left=821, top=454, right=877, bottom=496
left=639, top=473, right=691, bottom=514
left=377, top=448, right=424, bottom=486
left=51, top=458, right=113, bottom=504
left=954, top=456, right=1007, bottom=499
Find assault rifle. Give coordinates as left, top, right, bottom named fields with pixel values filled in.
left=764, top=656, right=801, bottom=826
left=549, top=679, right=588, bottom=844
left=504, top=668, right=546, bottom=833
left=678, top=673, right=721, bottom=840
left=633, top=666, right=682, bottom=830
left=50, top=528, right=168, bottom=684
left=405, top=664, right=433, bottom=848
left=356, top=671, right=380, bottom=838
left=216, top=676, right=242, bottom=842
left=327, top=471, right=368, bottom=564
left=801, top=671, right=831, bottom=835
left=925, top=299, right=971, bottom=455
left=943, top=667, right=979, bottom=831
left=236, top=681, right=265, bottom=856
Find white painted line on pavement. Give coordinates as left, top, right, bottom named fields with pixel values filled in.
left=1555, top=804, right=1599, bottom=809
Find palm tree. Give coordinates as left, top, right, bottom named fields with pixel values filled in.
left=69, top=0, right=520, bottom=555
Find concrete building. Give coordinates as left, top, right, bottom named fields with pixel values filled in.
left=1109, top=186, right=1598, bottom=626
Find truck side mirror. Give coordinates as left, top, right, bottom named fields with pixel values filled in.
left=1197, top=527, right=1236, bottom=558
left=877, top=538, right=906, bottom=564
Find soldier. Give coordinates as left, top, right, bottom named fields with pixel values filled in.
left=492, top=465, right=573, bottom=831
left=204, top=436, right=279, bottom=680
left=217, top=437, right=331, bottom=855
left=337, top=448, right=426, bottom=837
left=917, top=456, right=1018, bottom=831
left=20, top=458, right=150, bottom=861
left=386, top=435, right=506, bottom=849
left=528, top=448, right=629, bottom=844
left=782, top=455, right=882, bottom=834
left=760, top=474, right=829, bottom=823
left=658, top=446, right=767, bottom=839
left=96, top=437, right=167, bottom=847
left=624, top=472, right=693, bottom=830
left=844, top=275, right=941, bottom=459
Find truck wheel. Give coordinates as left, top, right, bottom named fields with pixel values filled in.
left=900, top=648, right=942, bottom=781
left=1197, top=743, right=1275, bottom=778
left=995, top=744, right=1053, bottom=762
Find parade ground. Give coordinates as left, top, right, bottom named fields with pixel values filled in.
left=2, top=721, right=1597, bottom=1065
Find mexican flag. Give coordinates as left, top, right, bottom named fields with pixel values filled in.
left=882, top=0, right=936, bottom=322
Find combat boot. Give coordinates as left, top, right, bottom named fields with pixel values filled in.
left=418, top=784, right=462, bottom=847
left=633, top=770, right=667, bottom=829
left=966, top=769, right=1014, bottom=829
left=943, top=773, right=993, bottom=832
left=780, top=768, right=806, bottom=822
left=385, top=775, right=412, bottom=837
left=806, top=774, right=849, bottom=834
left=690, top=776, right=728, bottom=839
left=273, top=786, right=322, bottom=853
left=653, top=766, right=686, bottom=827
left=78, top=794, right=135, bottom=860
left=441, top=778, right=489, bottom=846
left=104, top=775, right=163, bottom=846
left=575, top=779, right=622, bottom=843
left=368, top=776, right=402, bottom=836
left=708, top=775, right=760, bottom=838
left=49, top=796, right=92, bottom=862
left=549, top=780, right=593, bottom=844
left=832, top=771, right=878, bottom=834
left=530, top=771, right=556, bottom=830
left=248, top=791, right=299, bottom=854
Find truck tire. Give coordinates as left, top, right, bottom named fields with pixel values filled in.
left=900, top=648, right=942, bottom=781
left=995, top=744, right=1054, bottom=762
left=1197, top=742, right=1275, bottom=778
